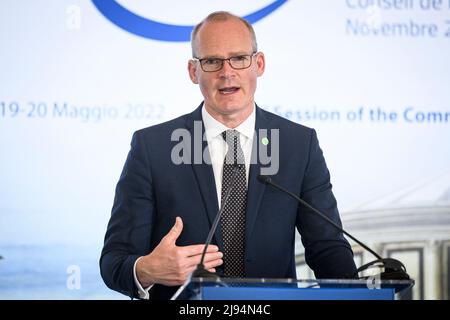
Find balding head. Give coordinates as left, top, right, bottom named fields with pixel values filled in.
left=190, top=11, right=258, bottom=58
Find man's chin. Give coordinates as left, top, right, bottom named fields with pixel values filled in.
left=216, top=98, right=247, bottom=111
left=205, top=99, right=253, bottom=115
left=216, top=104, right=245, bottom=115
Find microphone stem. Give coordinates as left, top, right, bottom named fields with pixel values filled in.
left=267, top=181, right=383, bottom=261
left=199, top=165, right=240, bottom=267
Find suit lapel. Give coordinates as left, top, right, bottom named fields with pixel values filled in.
left=245, top=106, right=270, bottom=246
left=185, top=104, right=223, bottom=250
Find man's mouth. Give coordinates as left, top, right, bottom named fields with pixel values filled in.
left=218, top=86, right=240, bottom=95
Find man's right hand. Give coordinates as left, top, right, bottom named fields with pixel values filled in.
left=136, top=216, right=224, bottom=287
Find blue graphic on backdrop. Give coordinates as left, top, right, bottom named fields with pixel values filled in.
left=92, top=0, right=287, bottom=41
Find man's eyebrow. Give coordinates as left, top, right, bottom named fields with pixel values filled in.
left=228, top=51, right=251, bottom=56
left=200, top=51, right=252, bottom=59
left=200, top=55, right=223, bottom=59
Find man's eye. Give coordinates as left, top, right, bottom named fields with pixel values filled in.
left=204, top=59, right=220, bottom=65
left=232, top=56, right=247, bottom=62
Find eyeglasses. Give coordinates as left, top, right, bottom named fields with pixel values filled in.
left=193, top=52, right=257, bottom=72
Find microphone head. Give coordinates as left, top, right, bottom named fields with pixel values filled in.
left=257, top=174, right=271, bottom=184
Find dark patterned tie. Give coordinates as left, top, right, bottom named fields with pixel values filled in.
left=221, top=130, right=247, bottom=277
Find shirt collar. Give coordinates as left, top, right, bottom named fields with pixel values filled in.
left=202, top=104, right=256, bottom=143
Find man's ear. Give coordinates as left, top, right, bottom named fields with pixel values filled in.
left=256, top=52, right=265, bottom=77
left=188, top=60, right=199, bottom=84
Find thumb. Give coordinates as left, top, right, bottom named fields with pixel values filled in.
left=164, top=216, right=183, bottom=244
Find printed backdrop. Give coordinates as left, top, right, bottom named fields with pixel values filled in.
left=1, top=0, right=449, bottom=298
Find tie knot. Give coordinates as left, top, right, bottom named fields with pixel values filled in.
left=222, top=129, right=240, bottom=147
left=222, top=130, right=245, bottom=166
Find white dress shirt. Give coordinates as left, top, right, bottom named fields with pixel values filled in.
left=202, top=105, right=255, bottom=205
left=133, top=105, right=256, bottom=299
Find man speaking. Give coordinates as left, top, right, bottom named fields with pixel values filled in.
left=100, top=11, right=357, bottom=300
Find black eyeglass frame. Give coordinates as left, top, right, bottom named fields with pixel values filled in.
left=192, top=52, right=258, bottom=72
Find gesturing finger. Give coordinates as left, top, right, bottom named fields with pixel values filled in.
left=181, top=244, right=219, bottom=257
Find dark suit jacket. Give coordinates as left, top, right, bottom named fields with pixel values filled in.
left=100, top=103, right=357, bottom=300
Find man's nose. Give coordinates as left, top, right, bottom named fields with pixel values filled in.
left=218, top=59, right=236, bottom=78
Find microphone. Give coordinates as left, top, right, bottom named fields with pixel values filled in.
left=192, top=165, right=242, bottom=278
left=257, top=175, right=410, bottom=280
